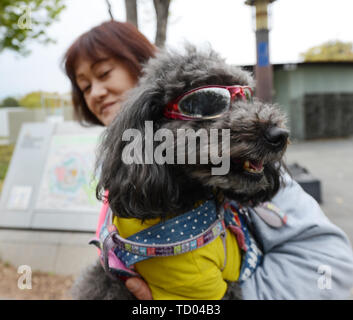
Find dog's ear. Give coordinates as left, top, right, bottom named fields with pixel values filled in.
left=96, top=86, right=181, bottom=220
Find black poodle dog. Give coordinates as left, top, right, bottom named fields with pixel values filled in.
left=72, top=45, right=288, bottom=300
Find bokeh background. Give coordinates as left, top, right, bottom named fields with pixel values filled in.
left=0, top=0, right=352, bottom=299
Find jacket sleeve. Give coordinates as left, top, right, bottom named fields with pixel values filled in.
left=241, top=172, right=353, bottom=299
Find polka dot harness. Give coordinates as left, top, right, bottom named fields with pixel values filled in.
left=90, top=198, right=263, bottom=283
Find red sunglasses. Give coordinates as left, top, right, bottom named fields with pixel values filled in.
left=164, top=85, right=253, bottom=120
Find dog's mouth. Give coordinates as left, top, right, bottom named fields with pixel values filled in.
left=232, top=159, right=264, bottom=175
left=243, top=159, right=264, bottom=174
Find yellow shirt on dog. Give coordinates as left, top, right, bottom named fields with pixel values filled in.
left=113, top=215, right=242, bottom=300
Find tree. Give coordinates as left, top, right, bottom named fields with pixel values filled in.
left=105, top=0, right=114, bottom=20
left=301, top=40, right=353, bottom=62
left=124, top=0, right=138, bottom=28
left=19, top=91, right=71, bottom=109
left=153, top=0, right=170, bottom=48
left=19, top=91, right=42, bottom=108
left=0, top=97, right=20, bottom=107
left=0, top=0, right=66, bottom=56
left=124, top=0, right=171, bottom=48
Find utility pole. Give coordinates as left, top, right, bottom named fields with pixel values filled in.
left=245, top=0, right=277, bottom=103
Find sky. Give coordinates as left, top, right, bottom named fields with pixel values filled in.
left=0, top=0, right=353, bottom=100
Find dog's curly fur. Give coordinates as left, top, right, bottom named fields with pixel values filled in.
left=72, top=45, right=288, bottom=300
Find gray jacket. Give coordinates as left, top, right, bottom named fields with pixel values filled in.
left=241, top=173, right=353, bottom=299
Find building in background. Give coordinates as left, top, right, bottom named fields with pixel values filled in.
left=243, top=61, right=353, bottom=140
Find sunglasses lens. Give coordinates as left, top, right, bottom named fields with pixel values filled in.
left=178, top=88, right=231, bottom=118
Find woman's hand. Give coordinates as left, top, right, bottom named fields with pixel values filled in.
left=125, top=277, right=153, bottom=300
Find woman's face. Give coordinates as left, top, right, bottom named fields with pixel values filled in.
left=75, top=57, right=137, bottom=126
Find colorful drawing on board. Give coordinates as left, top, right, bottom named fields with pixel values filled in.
left=35, top=134, right=101, bottom=211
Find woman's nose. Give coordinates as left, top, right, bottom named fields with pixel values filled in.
left=90, top=81, right=108, bottom=100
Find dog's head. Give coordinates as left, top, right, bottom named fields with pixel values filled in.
left=96, top=46, right=288, bottom=220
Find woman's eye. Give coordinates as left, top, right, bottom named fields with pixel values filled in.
left=83, top=85, right=91, bottom=93
left=99, top=70, right=111, bottom=78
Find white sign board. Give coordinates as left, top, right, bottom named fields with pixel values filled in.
left=0, top=122, right=105, bottom=231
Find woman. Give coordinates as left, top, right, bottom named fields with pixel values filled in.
left=63, top=20, right=156, bottom=127
left=63, top=20, right=353, bottom=299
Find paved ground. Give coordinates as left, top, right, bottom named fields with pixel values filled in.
left=285, top=136, right=353, bottom=245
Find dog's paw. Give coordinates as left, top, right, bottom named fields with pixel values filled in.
left=71, top=260, right=136, bottom=300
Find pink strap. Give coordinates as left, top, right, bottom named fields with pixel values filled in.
left=107, top=249, right=138, bottom=277
left=96, top=190, right=110, bottom=238
left=95, top=190, right=110, bottom=257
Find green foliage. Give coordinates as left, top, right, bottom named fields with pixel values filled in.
left=0, top=144, right=14, bottom=194
left=19, top=91, right=71, bottom=109
left=0, top=96, right=20, bottom=107
left=19, top=91, right=42, bottom=108
left=301, top=40, right=353, bottom=62
left=0, top=0, right=66, bottom=56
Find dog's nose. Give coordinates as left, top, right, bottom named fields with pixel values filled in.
left=264, top=126, right=289, bottom=149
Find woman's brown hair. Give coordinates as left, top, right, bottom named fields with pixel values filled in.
left=63, top=20, right=156, bottom=126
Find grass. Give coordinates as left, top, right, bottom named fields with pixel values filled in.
left=0, top=144, right=14, bottom=193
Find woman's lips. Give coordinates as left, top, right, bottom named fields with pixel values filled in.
left=100, top=101, right=116, bottom=114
